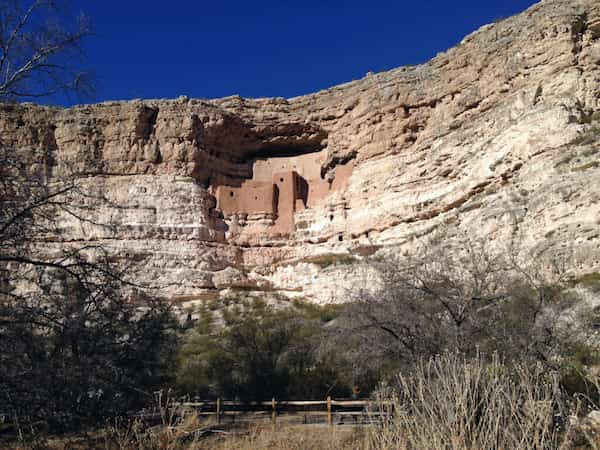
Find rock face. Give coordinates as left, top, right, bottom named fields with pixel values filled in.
left=2, top=0, right=600, bottom=306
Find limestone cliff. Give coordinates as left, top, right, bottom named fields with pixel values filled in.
left=2, top=0, right=600, bottom=307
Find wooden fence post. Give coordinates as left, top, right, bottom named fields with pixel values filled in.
left=216, top=398, right=221, bottom=425
left=327, top=396, right=332, bottom=427
left=271, top=397, right=277, bottom=425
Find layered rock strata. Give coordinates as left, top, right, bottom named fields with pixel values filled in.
left=2, top=0, right=600, bottom=305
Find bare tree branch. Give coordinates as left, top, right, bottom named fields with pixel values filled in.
left=0, top=0, right=93, bottom=101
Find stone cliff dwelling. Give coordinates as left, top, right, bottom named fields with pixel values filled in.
left=215, top=150, right=353, bottom=234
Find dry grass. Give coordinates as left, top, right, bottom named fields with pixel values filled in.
left=98, top=393, right=214, bottom=450
left=205, top=424, right=363, bottom=450
left=365, top=353, right=574, bottom=450
left=102, top=414, right=205, bottom=450
left=8, top=355, right=600, bottom=449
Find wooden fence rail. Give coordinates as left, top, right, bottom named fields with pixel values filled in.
left=136, top=397, right=394, bottom=426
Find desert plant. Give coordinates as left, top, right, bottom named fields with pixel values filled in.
left=572, top=161, right=599, bottom=172
left=301, top=253, right=357, bottom=268
left=327, top=233, right=591, bottom=386
left=570, top=127, right=600, bottom=146
left=366, top=352, right=572, bottom=450
left=103, top=392, right=206, bottom=450
left=574, top=272, right=600, bottom=293
left=175, top=298, right=351, bottom=401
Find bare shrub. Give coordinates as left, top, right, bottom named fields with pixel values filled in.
left=366, top=352, right=574, bottom=450
left=326, top=233, right=597, bottom=393
left=103, top=394, right=206, bottom=450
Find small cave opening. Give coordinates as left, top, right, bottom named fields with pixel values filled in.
left=134, top=106, right=159, bottom=143
left=338, top=234, right=343, bottom=242
left=241, top=131, right=328, bottom=162
left=186, top=123, right=331, bottom=192
left=329, top=214, right=334, bottom=221
left=229, top=191, right=235, bottom=197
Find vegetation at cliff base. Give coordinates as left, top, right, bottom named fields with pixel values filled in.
left=175, top=297, right=352, bottom=401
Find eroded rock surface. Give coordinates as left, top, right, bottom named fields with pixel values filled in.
left=2, top=0, right=600, bottom=305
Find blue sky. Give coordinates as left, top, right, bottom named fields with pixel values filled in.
left=66, top=0, right=538, bottom=105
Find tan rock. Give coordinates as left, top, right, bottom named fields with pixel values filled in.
left=2, top=0, right=600, bottom=304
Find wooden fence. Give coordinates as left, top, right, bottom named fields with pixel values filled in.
left=136, top=397, right=393, bottom=426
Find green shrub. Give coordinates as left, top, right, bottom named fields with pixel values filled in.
left=555, top=153, right=576, bottom=167
left=570, top=127, right=600, bottom=146
left=291, top=299, right=341, bottom=323
left=572, top=161, right=599, bottom=172
left=352, top=244, right=381, bottom=257
left=302, top=253, right=357, bottom=268
left=175, top=298, right=351, bottom=401
left=574, top=272, right=600, bottom=292
left=558, top=341, right=600, bottom=405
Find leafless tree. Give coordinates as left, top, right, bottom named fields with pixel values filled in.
left=0, top=144, right=179, bottom=433
left=0, top=4, right=178, bottom=434
left=0, top=0, right=93, bottom=100
left=326, top=233, right=592, bottom=381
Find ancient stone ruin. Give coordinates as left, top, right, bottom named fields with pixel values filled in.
left=215, top=150, right=353, bottom=234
